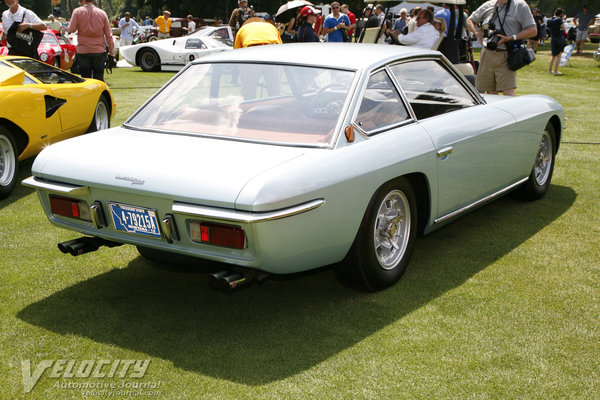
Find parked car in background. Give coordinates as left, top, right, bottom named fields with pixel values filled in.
left=24, top=44, right=564, bottom=292
left=0, top=29, right=77, bottom=70
left=119, top=25, right=233, bottom=72
left=0, top=55, right=113, bottom=199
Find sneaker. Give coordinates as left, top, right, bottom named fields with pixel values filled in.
left=553, top=72, right=564, bottom=76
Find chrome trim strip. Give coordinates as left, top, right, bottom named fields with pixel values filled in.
left=172, top=199, right=325, bottom=223
left=22, top=176, right=90, bottom=196
left=434, top=178, right=528, bottom=224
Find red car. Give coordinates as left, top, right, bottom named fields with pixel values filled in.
left=0, top=29, right=77, bottom=70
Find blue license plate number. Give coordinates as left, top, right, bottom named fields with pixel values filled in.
left=109, top=202, right=161, bottom=238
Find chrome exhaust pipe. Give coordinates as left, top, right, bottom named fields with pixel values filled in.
left=58, top=237, right=122, bottom=256
left=208, top=270, right=248, bottom=290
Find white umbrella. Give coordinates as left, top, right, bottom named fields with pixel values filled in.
left=276, top=0, right=314, bottom=23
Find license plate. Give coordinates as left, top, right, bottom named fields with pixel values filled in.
left=109, top=202, right=161, bottom=239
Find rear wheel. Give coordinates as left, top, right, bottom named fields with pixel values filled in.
left=517, top=122, right=556, bottom=200
left=0, top=126, right=18, bottom=200
left=139, top=48, right=161, bottom=72
left=335, top=178, right=418, bottom=291
left=87, top=96, right=110, bottom=133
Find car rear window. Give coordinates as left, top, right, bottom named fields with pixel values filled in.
left=126, top=62, right=356, bottom=146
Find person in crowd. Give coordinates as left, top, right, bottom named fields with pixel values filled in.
left=340, top=4, right=356, bottom=39
left=433, top=17, right=447, bottom=37
left=47, top=14, right=61, bottom=31
left=233, top=17, right=282, bottom=99
left=574, top=5, right=594, bottom=55
left=229, top=0, right=255, bottom=36
left=313, top=8, right=323, bottom=36
left=1, top=0, right=45, bottom=55
left=286, top=8, right=301, bottom=38
left=435, top=3, right=451, bottom=35
left=296, top=6, right=320, bottom=42
left=68, top=0, right=113, bottom=81
left=467, top=0, right=536, bottom=96
left=322, top=1, right=351, bottom=42
left=184, top=15, right=196, bottom=35
left=233, top=16, right=281, bottom=48
left=374, top=4, right=385, bottom=27
left=390, top=9, right=439, bottom=49
left=118, top=11, right=140, bottom=46
left=528, top=8, right=543, bottom=52
left=388, top=8, right=407, bottom=37
left=355, top=4, right=379, bottom=41
left=143, top=16, right=152, bottom=26
left=407, top=7, right=422, bottom=33
left=155, top=10, right=171, bottom=39
left=548, top=8, right=566, bottom=75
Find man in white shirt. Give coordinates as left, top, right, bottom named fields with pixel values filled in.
left=391, top=9, right=439, bottom=49
left=118, top=11, right=140, bottom=46
left=184, top=15, right=196, bottom=35
left=47, top=14, right=62, bottom=31
left=1, top=0, right=45, bottom=55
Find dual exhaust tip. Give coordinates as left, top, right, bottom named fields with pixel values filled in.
left=58, top=237, right=122, bottom=256
left=58, top=236, right=266, bottom=292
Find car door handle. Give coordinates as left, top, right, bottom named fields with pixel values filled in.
left=437, top=147, right=454, bottom=159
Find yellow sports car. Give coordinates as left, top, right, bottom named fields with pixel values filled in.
left=0, top=55, right=114, bottom=199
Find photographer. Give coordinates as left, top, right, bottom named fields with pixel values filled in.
left=467, top=0, right=536, bottom=96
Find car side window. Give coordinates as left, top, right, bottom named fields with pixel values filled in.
left=185, top=38, right=205, bottom=49
left=57, top=33, right=69, bottom=45
left=41, top=33, right=59, bottom=45
left=354, top=70, right=410, bottom=134
left=390, top=60, right=477, bottom=120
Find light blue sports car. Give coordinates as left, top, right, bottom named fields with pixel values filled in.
left=23, top=44, right=565, bottom=291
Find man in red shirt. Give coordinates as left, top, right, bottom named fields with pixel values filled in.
left=341, top=4, right=356, bottom=39
left=68, top=0, right=113, bottom=82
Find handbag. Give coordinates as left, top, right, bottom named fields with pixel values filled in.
left=506, top=43, right=535, bottom=71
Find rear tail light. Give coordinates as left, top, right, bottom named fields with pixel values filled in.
left=189, top=221, right=245, bottom=249
left=49, top=195, right=91, bottom=221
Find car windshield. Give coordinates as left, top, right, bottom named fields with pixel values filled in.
left=5, top=58, right=84, bottom=84
left=126, top=62, right=355, bottom=146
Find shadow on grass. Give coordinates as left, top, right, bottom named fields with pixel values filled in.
left=17, top=185, right=575, bottom=385
left=0, top=160, right=34, bottom=211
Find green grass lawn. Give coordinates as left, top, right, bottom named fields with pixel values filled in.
left=1, top=44, right=598, bottom=399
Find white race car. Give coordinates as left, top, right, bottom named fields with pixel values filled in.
left=119, top=25, right=233, bottom=72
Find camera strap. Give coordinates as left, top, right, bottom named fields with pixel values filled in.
left=492, top=0, right=511, bottom=34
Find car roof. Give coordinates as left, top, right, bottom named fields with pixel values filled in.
left=193, top=43, right=439, bottom=71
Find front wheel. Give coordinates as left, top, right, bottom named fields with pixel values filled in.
left=0, top=126, right=18, bottom=200
left=87, top=96, right=110, bottom=133
left=517, top=122, right=556, bottom=200
left=335, top=178, right=418, bottom=291
left=139, top=48, right=161, bottom=72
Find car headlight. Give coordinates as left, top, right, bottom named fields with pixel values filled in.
left=40, top=53, right=48, bottom=62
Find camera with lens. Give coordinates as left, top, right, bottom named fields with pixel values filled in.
left=482, top=21, right=502, bottom=50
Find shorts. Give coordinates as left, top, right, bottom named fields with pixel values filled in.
left=475, top=48, right=517, bottom=93
left=551, top=38, right=565, bottom=56
left=157, top=31, right=169, bottom=39
left=576, top=29, right=588, bottom=41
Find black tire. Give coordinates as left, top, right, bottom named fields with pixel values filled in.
left=139, top=48, right=161, bottom=72
left=0, top=126, right=19, bottom=200
left=517, top=122, right=556, bottom=200
left=335, top=177, right=418, bottom=291
left=87, top=96, right=111, bottom=133
left=53, top=57, right=61, bottom=68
